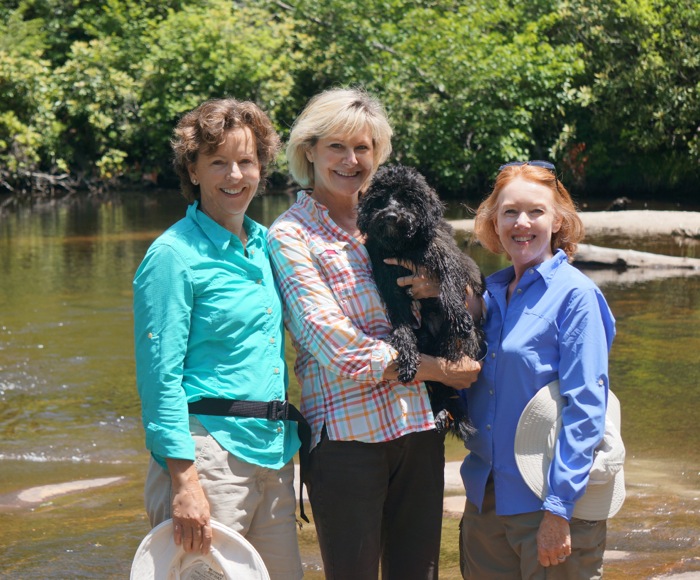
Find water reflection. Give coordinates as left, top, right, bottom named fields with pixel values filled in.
left=0, top=190, right=698, bottom=577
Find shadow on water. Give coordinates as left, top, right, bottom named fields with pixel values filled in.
left=0, top=190, right=698, bottom=578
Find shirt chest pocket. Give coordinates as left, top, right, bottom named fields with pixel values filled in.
left=311, top=241, right=369, bottom=300
left=503, top=311, right=559, bottom=370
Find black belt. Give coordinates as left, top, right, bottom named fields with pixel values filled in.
left=188, top=398, right=311, bottom=523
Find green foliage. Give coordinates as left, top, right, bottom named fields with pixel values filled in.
left=274, top=0, right=585, bottom=194
left=0, top=0, right=698, bottom=199
left=53, top=39, right=139, bottom=175
left=553, top=0, right=700, bottom=194
left=0, top=47, right=63, bottom=180
left=135, top=0, right=300, bottom=171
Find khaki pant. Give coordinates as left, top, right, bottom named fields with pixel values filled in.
left=144, top=417, right=303, bottom=580
left=460, top=477, right=606, bottom=579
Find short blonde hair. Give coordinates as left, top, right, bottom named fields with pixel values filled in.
left=286, top=87, right=393, bottom=189
left=474, top=164, right=584, bottom=260
left=172, top=98, right=281, bottom=203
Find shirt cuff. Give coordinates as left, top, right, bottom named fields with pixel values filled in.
left=145, top=423, right=196, bottom=464
left=543, top=495, right=575, bottom=521
left=370, top=342, right=398, bottom=381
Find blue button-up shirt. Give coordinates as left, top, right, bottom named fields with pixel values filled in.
left=133, top=202, right=300, bottom=470
left=460, top=250, right=615, bottom=520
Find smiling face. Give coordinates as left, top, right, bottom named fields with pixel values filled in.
left=188, top=126, right=260, bottom=234
left=305, top=126, right=375, bottom=203
left=494, top=176, right=562, bottom=273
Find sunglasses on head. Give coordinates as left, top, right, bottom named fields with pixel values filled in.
left=498, top=160, right=560, bottom=192
left=498, top=160, right=556, bottom=172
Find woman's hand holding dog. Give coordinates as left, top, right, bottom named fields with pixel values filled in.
left=385, top=257, right=485, bottom=323
left=421, top=354, right=482, bottom=390
left=384, top=353, right=481, bottom=390
left=384, top=258, right=440, bottom=299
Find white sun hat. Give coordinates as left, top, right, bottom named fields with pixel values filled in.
left=130, top=518, right=270, bottom=580
left=514, top=381, right=626, bottom=520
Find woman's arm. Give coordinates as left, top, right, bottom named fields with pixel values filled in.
left=383, top=353, right=481, bottom=390
left=133, top=244, right=196, bottom=461
left=268, top=222, right=397, bottom=384
left=544, top=286, right=616, bottom=519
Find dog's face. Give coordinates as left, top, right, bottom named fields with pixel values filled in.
left=358, top=165, right=445, bottom=251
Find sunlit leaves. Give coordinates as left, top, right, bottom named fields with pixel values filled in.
left=0, top=0, right=698, bottom=198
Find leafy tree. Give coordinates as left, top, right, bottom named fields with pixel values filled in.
left=135, top=0, right=301, bottom=180
left=1, top=0, right=698, bottom=200
left=553, top=0, right=700, bottom=195
left=53, top=38, right=139, bottom=181
left=0, top=7, right=65, bottom=197
left=272, top=0, right=584, bottom=196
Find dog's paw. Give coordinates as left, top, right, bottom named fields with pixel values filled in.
left=397, top=355, right=418, bottom=383
left=389, top=328, right=420, bottom=383
left=433, top=408, right=453, bottom=435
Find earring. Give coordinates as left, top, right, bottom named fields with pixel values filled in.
left=192, top=178, right=199, bottom=185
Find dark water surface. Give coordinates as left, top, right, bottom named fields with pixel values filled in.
left=0, top=190, right=699, bottom=578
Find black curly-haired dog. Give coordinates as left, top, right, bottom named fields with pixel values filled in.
left=357, top=164, right=485, bottom=442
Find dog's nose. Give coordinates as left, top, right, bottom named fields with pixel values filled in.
left=383, top=211, right=399, bottom=222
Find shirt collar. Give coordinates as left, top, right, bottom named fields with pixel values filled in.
left=296, top=190, right=355, bottom=245
left=489, top=248, right=568, bottom=287
left=536, top=249, right=568, bottom=286
left=187, top=201, right=261, bottom=254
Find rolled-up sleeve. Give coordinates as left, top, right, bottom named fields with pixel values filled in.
left=544, top=287, right=616, bottom=519
left=133, top=244, right=195, bottom=464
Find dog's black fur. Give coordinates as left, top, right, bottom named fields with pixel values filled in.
left=357, top=164, right=485, bottom=442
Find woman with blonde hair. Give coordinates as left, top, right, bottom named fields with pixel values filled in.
left=268, top=87, right=481, bottom=579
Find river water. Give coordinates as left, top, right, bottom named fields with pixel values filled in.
left=0, top=190, right=698, bottom=578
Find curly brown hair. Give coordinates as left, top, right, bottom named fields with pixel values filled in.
left=474, top=164, right=584, bottom=261
left=171, top=99, right=281, bottom=203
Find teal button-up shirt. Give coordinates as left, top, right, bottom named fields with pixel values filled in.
left=133, top=202, right=299, bottom=470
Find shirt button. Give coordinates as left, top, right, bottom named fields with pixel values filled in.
left=147, top=332, right=153, bottom=339
left=277, top=427, right=282, bottom=433
left=528, top=268, right=534, bottom=274
left=256, top=279, right=262, bottom=284
left=489, top=389, right=494, bottom=396
left=486, top=424, right=492, bottom=430
left=491, top=352, right=496, bottom=359
left=267, top=307, right=273, bottom=315
left=516, top=288, right=522, bottom=294
left=273, top=368, right=280, bottom=374
left=269, top=337, right=275, bottom=344
left=598, top=378, right=605, bottom=386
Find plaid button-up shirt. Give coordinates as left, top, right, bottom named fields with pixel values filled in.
left=268, top=191, right=435, bottom=449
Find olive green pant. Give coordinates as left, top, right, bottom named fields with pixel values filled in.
left=460, top=478, right=606, bottom=579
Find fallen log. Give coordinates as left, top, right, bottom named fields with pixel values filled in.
left=574, top=244, right=700, bottom=270
left=449, top=210, right=700, bottom=239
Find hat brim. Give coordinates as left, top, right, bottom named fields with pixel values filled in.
left=130, top=518, right=270, bottom=580
left=514, top=381, right=625, bottom=520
